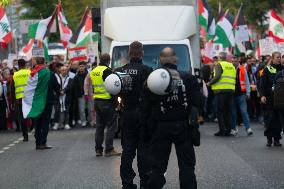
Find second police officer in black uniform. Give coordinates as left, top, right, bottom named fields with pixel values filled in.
left=115, top=41, right=153, bottom=189
left=141, top=47, right=204, bottom=189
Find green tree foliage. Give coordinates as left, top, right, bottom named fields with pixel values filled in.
left=209, top=0, right=284, bottom=34
left=63, top=0, right=100, bottom=30
left=0, top=0, right=12, bottom=7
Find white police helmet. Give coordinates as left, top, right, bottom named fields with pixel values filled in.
left=104, top=74, right=122, bottom=95
left=147, top=68, right=171, bottom=95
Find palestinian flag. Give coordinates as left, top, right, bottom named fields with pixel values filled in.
left=233, top=4, right=249, bottom=44
left=22, top=64, right=50, bottom=119
left=0, top=7, right=12, bottom=44
left=234, top=42, right=246, bottom=57
left=43, top=37, right=49, bottom=61
left=198, top=0, right=215, bottom=40
left=215, top=10, right=235, bottom=48
left=23, top=38, right=35, bottom=61
left=70, top=8, right=92, bottom=47
left=268, top=10, right=284, bottom=43
left=28, top=17, right=56, bottom=42
left=58, top=1, right=72, bottom=47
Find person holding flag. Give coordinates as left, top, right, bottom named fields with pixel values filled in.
left=22, top=56, right=60, bottom=150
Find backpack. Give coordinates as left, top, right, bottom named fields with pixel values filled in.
left=273, top=70, right=284, bottom=109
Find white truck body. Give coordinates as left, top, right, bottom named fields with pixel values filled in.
left=101, top=0, right=200, bottom=73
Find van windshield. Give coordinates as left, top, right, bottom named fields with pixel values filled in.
left=112, top=44, right=191, bottom=71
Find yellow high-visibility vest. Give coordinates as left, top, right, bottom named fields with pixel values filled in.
left=13, top=69, right=31, bottom=99
left=212, top=61, right=236, bottom=91
left=90, top=66, right=112, bottom=100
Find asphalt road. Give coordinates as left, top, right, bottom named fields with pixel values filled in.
left=0, top=122, right=283, bottom=189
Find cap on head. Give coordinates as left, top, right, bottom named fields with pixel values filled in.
left=129, top=41, right=143, bottom=60
left=160, top=47, right=177, bottom=65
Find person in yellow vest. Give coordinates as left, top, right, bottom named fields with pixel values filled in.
left=12, top=59, right=31, bottom=141
left=90, top=53, right=121, bottom=157
left=207, top=52, right=236, bottom=137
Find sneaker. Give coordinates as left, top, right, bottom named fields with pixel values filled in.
left=104, top=149, right=121, bottom=157
left=214, top=118, right=218, bottom=122
left=230, top=129, right=238, bottom=136
left=53, top=123, right=59, bottom=130
left=64, top=124, right=71, bottom=130
left=214, top=131, right=224, bottom=137
left=72, top=120, right=76, bottom=126
left=77, top=120, right=82, bottom=125
left=81, top=121, right=87, bottom=127
left=246, top=128, right=253, bottom=136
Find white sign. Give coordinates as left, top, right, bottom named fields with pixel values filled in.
left=213, top=43, right=230, bottom=57
left=32, top=48, right=44, bottom=57
left=259, top=37, right=284, bottom=56
left=235, top=25, right=250, bottom=44
left=68, top=46, right=88, bottom=62
left=19, top=19, right=57, bottom=34
left=7, top=54, right=17, bottom=69
left=259, top=38, right=274, bottom=56
left=87, top=43, right=99, bottom=58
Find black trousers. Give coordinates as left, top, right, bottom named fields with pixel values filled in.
left=147, top=121, right=197, bottom=189
left=216, top=93, right=234, bottom=134
left=0, top=102, right=7, bottom=130
left=15, top=101, right=28, bottom=138
left=32, top=103, right=53, bottom=146
left=264, top=104, right=284, bottom=141
left=120, top=108, right=149, bottom=187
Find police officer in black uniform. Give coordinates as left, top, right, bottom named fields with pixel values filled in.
left=141, top=47, right=204, bottom=189
left=260, top=51, right=284, bottom=147
left=115, top=41, right=152, bottom=189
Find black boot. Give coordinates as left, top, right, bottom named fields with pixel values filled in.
left=266, top=137, right=272, bottom=147
left=23, top=135, right=28, bottom=142
left=274, top=139, right=282, bottom=147
left=122, top=182, right=137, bottom=189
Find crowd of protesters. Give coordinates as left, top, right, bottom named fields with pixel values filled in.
left=201, top=52, right=266, bottom=124
left=1, top=51, right=284, bottom=147
left=0, top=55, right=96, bottom=134
left=201, top=51, right=284, bottom=146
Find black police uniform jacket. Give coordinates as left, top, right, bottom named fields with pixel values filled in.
left=140, top=63, right=204, bottom=142
left=115, top=59, right=152, bottom=109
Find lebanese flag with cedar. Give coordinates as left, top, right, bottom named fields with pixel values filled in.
left=0, top=7, right=12, bottom=44
left=268, top=10, right=284, bottom=43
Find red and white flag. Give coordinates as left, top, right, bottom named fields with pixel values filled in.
left=202, top=41, right=214, bottom=64
left=58, top=1, right=72, bottom=47
left=23, top=39, right=35, bottom=61
left=268, top=10, right=284, bottom=43
left=0, top=7, right=12, bottom=44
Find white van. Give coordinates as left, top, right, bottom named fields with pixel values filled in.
left=102, top=5, right=200, bottom=74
